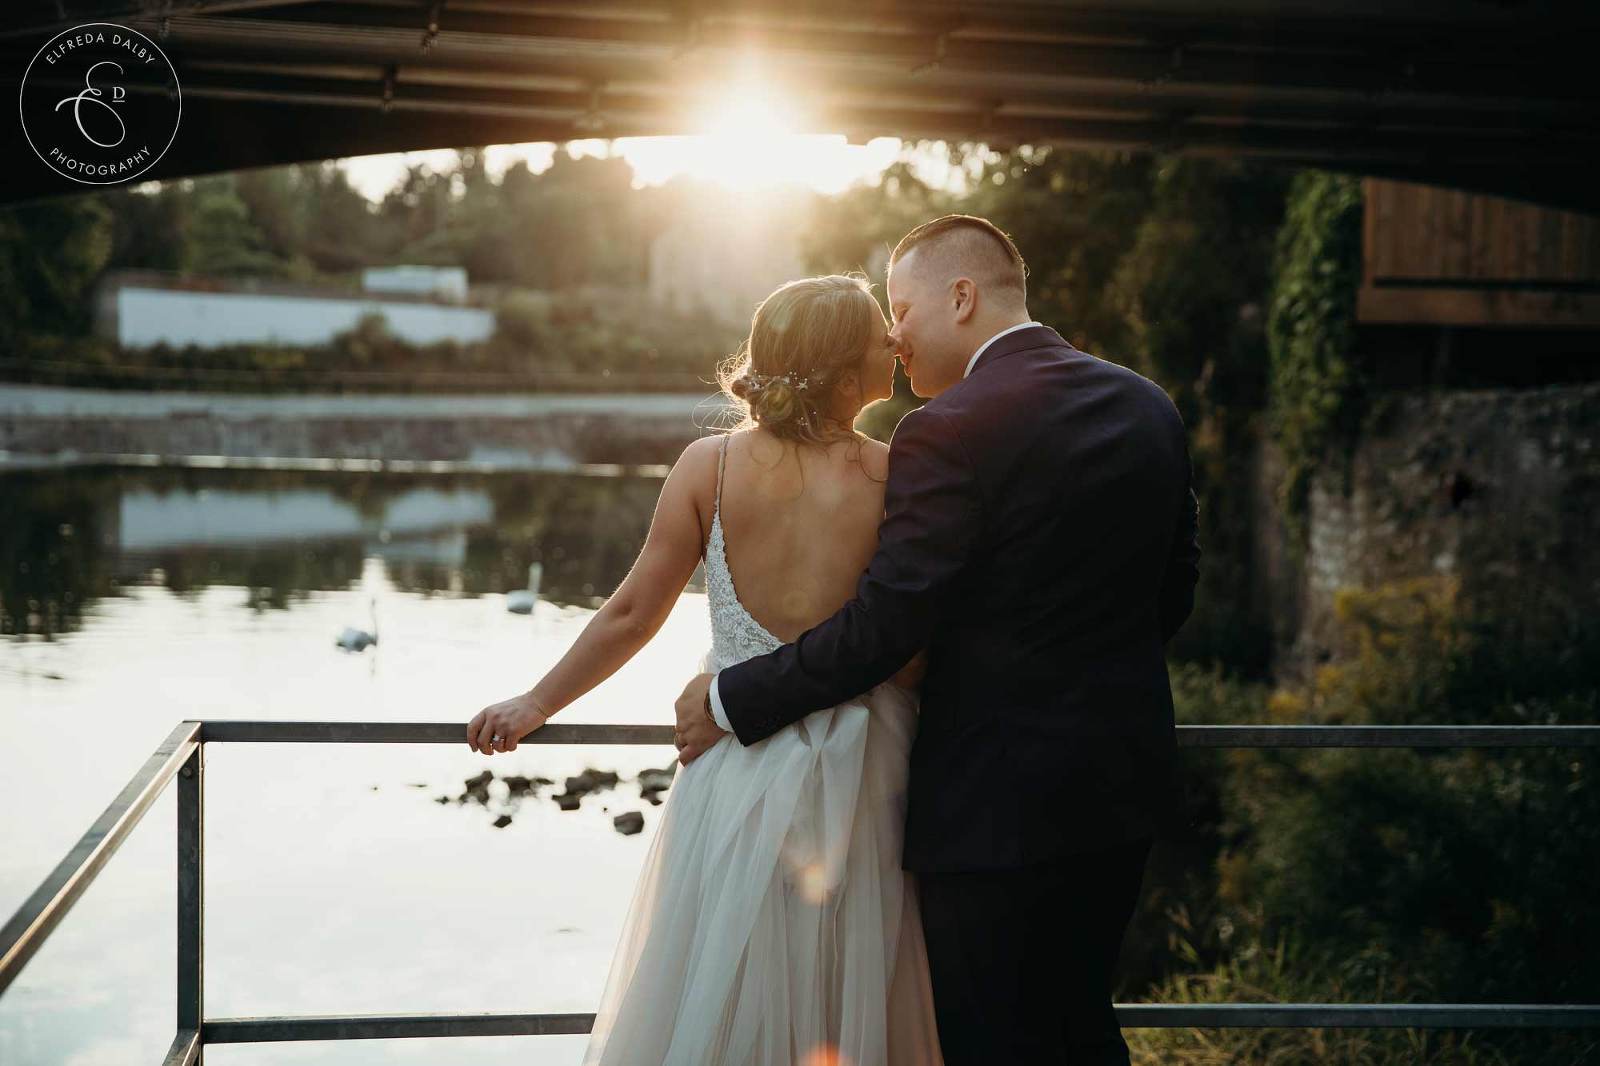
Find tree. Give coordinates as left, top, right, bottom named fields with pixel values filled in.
left=184, top=174, right=284, bottom=276
left=0, top=194, right=112, bottom=348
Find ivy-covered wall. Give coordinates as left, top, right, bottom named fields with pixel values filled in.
left=1266, top=171, right=1366, bottom=548
left=1283, top=382, right=1600, bottom=676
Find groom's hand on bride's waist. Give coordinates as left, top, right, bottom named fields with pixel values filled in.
left=674, top=672, right=727, bottom=766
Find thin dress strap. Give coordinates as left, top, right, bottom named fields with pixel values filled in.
left=703, top=434, right=730, bottom=562
left=714, top=433, right=730, bottom=514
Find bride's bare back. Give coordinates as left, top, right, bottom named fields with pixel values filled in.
left=708, top=427, right=888, bottom=643
left=499, top=274, right=915, bottom=740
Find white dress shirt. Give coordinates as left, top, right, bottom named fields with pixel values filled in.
left=706, top=321, right=1043, bottom=733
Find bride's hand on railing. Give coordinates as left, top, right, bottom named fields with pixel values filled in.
left=467, top=692, right=551, bottom=755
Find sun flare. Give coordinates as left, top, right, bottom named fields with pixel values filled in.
left=699, top=90, right=800, bottom=141
left=340, top=80, right=914, bottom=199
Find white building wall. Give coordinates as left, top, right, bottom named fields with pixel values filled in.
left=115, top=288, right=495, bottom=348
left=362, top=265, right=469, bottom=303
left=117, top=486, right=494, bottom=549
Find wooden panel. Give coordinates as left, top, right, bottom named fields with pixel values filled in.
left=1360, top=178, right=1600, bottom=326
left=1357, top=285, right=1600, bottom=327
left=1364, top=178, right=1600, bottom=286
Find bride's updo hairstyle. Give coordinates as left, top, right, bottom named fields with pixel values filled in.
left=718, top=273, right=882, bottom=446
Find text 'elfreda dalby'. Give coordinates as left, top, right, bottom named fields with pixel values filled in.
left=45, top=31, right=159, bottom=65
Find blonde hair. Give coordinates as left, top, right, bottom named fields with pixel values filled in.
left=718, top=273, right=885, bottom=446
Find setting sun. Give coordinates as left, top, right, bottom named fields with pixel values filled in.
left=338, top=77, right=929, bottom=198
left=341, top=133, right=907, bottom=199
left=339, top=72, right=917, bottom=201
left=699, top=85, right=800, bottom=140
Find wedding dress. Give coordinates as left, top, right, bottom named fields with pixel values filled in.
left=580, top=435, right=943, bottom=1066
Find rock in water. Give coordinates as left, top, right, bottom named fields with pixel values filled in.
left=459, top=770, right=493, bottom=805
left=638, top=764, right=677, bottom=803
left=564, top=769, right=620, bottom=797
left=502, top=774, right=552, bottom=798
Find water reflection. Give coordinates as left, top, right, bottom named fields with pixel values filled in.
left=0, top=466, right=688, bottom=637
left=0, top=462, right=714, bottom=1066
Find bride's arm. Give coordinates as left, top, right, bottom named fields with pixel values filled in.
left=521, top=437, right=717, bottom=717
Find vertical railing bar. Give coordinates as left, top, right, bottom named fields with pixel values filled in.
left=0, top=720, right=201, bottom=995
left=177, top=744, right=204, bottom=1059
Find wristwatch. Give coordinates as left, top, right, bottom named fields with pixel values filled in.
left=702, top=687, right=717, bottom=728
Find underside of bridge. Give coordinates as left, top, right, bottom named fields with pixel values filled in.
left=4, top=0, right=1597, bottom=209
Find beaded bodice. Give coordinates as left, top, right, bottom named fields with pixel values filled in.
left=704, top=436, right=784, bottom=672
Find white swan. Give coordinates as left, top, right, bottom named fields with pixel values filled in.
left=506, top=561, right=543, bottom=615
left=336, top=596, right=379, bottom=652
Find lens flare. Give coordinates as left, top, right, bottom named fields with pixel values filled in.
left=801, top=1044, right=851, bottom=1066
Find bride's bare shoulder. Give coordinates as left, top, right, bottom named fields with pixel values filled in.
left=858, top=437, right=890, bottom=482
left=671, top=434, right=728, bottom=501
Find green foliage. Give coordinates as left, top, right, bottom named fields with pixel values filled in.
left=325, top=310, right=407, bottom=367
left=185, top=175, right=283, bottom=277
left=963, top=146, right=1156, bottom=361
left=802, top=157, right=955, bottom=284
left=1266, top=171, right=1365, bottom=543
left=0, top=147, right=721, bottom=388
left=9, top=287, right=740, bottom=390
left=101, top=182, right=189, bottom=272
left=0, top=195, right=112, bottom=347
left=1106, top=158, right=1287, bottom=421
left=1130, top=927, right=1531, bottom=1065
left=1151, top=580, right=1600, bottom=1064
left=485, top=286, right=742, bottom=377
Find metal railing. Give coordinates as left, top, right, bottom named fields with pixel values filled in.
left=4, top=721, right=1599, bottom=1063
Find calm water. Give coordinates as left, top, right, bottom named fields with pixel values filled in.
left=0, top=465, right=708, bottom=1065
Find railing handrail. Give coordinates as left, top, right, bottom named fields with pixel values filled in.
left=194, top=721, right=1600, bottom=747
left=6, top=719, right=1600, bottom=1050
left=0, top=720, right=200, bottom=994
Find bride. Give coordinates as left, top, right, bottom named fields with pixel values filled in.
left=466, top=273, right=944, bottom=1065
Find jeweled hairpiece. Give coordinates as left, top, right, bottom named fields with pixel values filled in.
left=744, top=371, right=813, bottom=393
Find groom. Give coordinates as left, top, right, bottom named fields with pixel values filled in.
left=674, top=214, right=1199, bottom=1064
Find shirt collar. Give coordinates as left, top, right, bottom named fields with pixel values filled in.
left=963, top=321, right=1043, bottom=379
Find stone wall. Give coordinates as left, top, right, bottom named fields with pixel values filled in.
left=1281, top=382, right=1600, bottom=673
left=0, top=385, right=732, bottom=469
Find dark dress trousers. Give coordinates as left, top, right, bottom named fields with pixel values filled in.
left=716, top=325, right=1200, bottom=1064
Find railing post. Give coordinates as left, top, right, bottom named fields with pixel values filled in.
left=177, top=745, right=203, bottom=1060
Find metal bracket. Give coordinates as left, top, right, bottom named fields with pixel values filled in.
left=910, top=31, right=949, bottom=76
left=672, top=0, right=702, bottom=60
left=421, top=0, right=445, bottom=54
left=1152, top=108, right=1196, bottom=154
left=1142, top=43, right=1186, bottom=90
left=573, top=84, right=607, bottom=133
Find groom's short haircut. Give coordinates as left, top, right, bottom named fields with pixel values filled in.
left=889, top=214, right=1028, bottom=304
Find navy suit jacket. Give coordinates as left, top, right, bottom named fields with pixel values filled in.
left=717, top=325, right=1200, bottom=873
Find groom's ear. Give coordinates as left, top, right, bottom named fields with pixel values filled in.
left=951, top=277, right=977, bottom=324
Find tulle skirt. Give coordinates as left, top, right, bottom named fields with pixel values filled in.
left=580, top=662, right=943, bottom=1066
